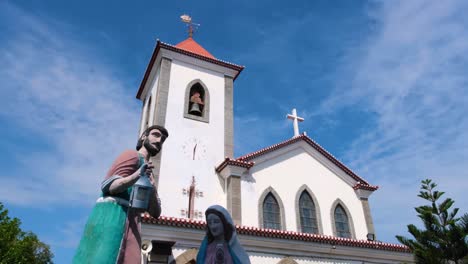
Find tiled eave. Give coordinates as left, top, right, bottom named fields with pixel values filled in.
left=353, top=182, right=379, bottom=191
left=136, top=40, right=244, bottom=99
left=141, top=214, right=410, bottom=253
left=237, top=134, right=378, bottom=191
left=215, top=157, right=254, bottom=173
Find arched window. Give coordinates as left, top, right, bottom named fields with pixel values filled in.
left=334, top=205, right=351, bottom=238
left=263, top=193, right=281, bottom=230
left=299, top=191, right=318, bottom=233
left=184, top=80, right=210, bottom=123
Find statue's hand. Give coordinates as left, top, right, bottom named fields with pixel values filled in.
left=148, top=173, right=156, bottom=186
left=139, top=163, right=148, bottom=177
left=139, top=162, right=154, bottom=177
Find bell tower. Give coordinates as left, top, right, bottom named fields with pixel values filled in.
left=135, top=22, right=243, bottom=219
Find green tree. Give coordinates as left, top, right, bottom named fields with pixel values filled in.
left=0, top=202, right=53, bottom=264
left=396, top=179, right=468, bottom=264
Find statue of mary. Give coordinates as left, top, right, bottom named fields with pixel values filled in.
left=196, top=205, right=251, bottom=264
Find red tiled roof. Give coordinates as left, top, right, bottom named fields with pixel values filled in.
left=237, top=134, right=378, bottom=191
left=215, top=157, right=254, bottom=173
left=141, top=214, right=410, bottom=253
left=136, top=40, right=244, bottom=99
left=353, top=182, right=379, bottom=191
left=175, top=37, right=215, bottom=59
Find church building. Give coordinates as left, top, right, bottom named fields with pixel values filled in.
left=135, top=24, right=414, bottom=263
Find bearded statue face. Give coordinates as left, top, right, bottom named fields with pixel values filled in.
left=143, top=128, right=166, bottom=156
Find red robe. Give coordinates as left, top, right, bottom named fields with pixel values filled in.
left=103, top=150, right=149, bottom=264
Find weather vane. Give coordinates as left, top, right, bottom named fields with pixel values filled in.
left=180, top=14, right=200, bottom=38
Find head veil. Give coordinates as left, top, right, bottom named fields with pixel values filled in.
left=196, top=205, right=251, bottom=264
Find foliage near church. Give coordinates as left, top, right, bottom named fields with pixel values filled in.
left=396, top=179, right=468, bottom=264
left=0, top=202, right=53, bottom=264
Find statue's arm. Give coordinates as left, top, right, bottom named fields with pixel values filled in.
left=148, top=188, right=161, bottom=218
left=105, top=164, right=153, bottom=195
left=107, top=170, right=141, bottom=195
left=102, top=150, right=143, bottom=196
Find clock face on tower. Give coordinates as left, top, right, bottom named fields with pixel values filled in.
left=182, top=137, right=207, bottom=160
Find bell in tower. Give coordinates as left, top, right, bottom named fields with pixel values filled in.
left=188, top=85, right=205, bottom=117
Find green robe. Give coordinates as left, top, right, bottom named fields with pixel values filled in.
left=73, top=151, right=144, bottom=264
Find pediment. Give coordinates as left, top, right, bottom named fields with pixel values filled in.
left=236, top=135, right=378, bottom=192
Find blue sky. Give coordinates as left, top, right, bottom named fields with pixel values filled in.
left=1, top=0, right=468, bottom=263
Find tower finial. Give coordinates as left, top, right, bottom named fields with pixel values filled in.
left=180, top=14, right=200, bottom=38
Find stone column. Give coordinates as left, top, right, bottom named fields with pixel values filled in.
left=150, top=57, right=172, bottom=189
left=224, top=76, right=234, bottom=158
left=360, top=198, right=376, bottom=237
left=218, top=162, right=249, bottom=226
left=227, top=175, right=242, bottom=226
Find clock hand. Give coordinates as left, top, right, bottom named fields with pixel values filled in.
left=192, top=144, right=197, bottom=160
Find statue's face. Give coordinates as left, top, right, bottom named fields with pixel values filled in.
left=143, top=128, right=166, bottom=156
left=207, top=213, right=224, bottom=240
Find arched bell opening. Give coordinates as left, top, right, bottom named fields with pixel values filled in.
left=188, top=83, right=205, bottom=117
left=183, top=79, right=210, bottom=123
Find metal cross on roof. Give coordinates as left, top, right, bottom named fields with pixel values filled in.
left=287, top=108, right=304, bottom=137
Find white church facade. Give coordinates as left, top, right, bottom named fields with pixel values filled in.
left=135, top=35, right=414, bottom=263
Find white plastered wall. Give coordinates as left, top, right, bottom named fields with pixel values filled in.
left=241, top=141, right=369, bottom=240
left=157, top=57, right=228, bottom=218
left=247, top=254, right=362, bottom=264
left=171, top=248, right=362, bottom=264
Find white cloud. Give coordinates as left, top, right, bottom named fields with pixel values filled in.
left=0, top=3, right=141, bottom=206
left=318, top=0, right=468, bottom=242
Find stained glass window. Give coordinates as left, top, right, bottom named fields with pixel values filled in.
left=299, top=191, right=318, bottom=233
left=334, top=205, right=351, bottom=238
left=263, top=193, right=281, bottom=230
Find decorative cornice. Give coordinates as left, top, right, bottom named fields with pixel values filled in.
left=353, top=182, right=379, bottom=191
left=215, top=157, right=254, bottom=173
left=141, top=214, right=410, bottom=253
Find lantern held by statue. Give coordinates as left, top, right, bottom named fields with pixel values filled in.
left=129, top=168, right=154, bottom=210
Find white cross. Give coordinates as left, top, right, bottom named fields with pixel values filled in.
left=287, top=108, right=304, bottom=137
